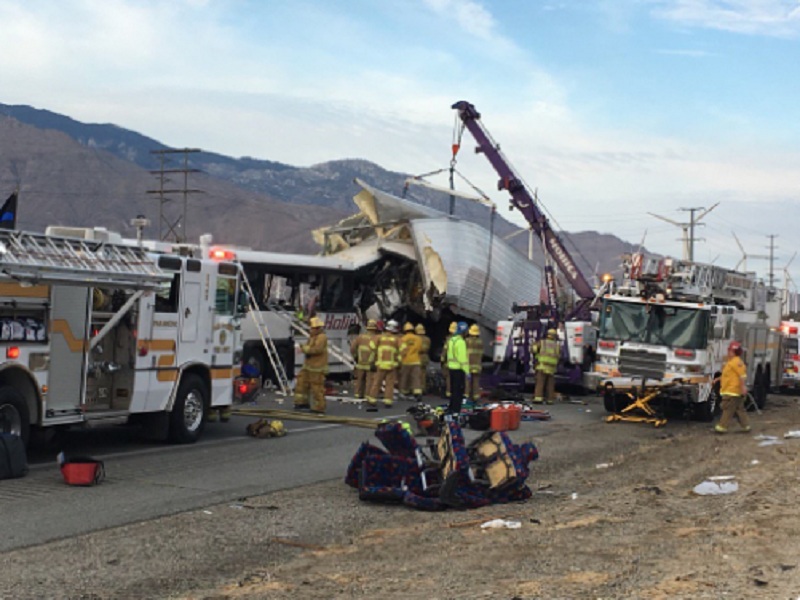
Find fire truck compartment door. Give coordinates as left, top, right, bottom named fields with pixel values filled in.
left=181, top=281, right=201, bottom=343
left=47, top=286, right=90, bottom=415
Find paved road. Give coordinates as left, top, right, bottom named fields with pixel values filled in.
left=2, top=394, right=599, bottom=553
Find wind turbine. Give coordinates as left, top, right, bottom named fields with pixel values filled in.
left=648, top=202, right=719, bottom=261
left=783, top=252, right=798, bottom=315
left=733, top=232, right=769, bottom=272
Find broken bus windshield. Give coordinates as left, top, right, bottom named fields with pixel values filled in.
left=599, top=299, right=709, bottom=350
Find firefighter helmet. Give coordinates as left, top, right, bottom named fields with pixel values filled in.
left=547, top=328, right=557, bottom=339
left=403, top=322, right=414, bottom=332
left=309, top=316, right=324, bottom=329
left=448, top=322, right=457, bottom=334
left=468, top=324, right=480, bottom=336
left=366, top=319, right=377, bottom=330
left=386, top=319, right=399, bottom=332
left=728, top=340, right=743, bottom=356
left=415, top=324, right=426, bottom=335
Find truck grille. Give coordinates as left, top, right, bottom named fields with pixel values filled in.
left=619, top=348, right=667, bottom=381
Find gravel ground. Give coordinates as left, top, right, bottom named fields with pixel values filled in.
left=3, top=394, right=800, bottom=599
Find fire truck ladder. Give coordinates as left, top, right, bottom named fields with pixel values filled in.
left=0, top=230, right=169, bottom=289
left=265, top=306, right=355, bottom=370
left=239, top=271, right=292, bottom=396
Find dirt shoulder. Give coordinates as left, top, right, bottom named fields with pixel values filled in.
left=3, top=395, right=800, bottom=599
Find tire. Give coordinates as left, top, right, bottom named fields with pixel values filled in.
left=0, top=386, right=30, bottom=446
left=169, top=374, right=207, bottom=444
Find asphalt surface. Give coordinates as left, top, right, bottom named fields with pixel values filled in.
left=3, top=391, right=599, bottom=553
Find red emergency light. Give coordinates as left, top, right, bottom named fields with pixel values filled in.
left=209, top=248, right=236, bottom=261
left=6, top=346, right=20, bottom=360
left=674, top=349, right=696, bottom=359
left=599, top=340, right=616, bottom=350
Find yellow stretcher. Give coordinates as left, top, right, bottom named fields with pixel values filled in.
left=605, top=387, right=667, bottom=427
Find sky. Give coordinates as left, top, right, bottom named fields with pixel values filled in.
left=3, top=0, right=800, bottom=288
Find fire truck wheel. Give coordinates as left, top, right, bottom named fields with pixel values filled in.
left=0, top=386, right=29, bottom=445
left=169, top=374, right=207, bottom=444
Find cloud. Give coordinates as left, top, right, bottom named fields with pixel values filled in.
left=652, top=0, right=800, bottom=37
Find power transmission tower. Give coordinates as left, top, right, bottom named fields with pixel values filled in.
left=147, top=148, right=204, bottom=242
left=648, top=202, right=719, bottom=261
left=766, top=234, right=779, bottom=289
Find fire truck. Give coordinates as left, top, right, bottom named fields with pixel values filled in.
left=780, top=319, right=800, bottom=389
left=596, top=254, right=783, bottom=424
left=0, top=228, right=242, bottom=446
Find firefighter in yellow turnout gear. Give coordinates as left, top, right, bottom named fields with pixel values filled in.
left=350, top=319, right=378, bottom=400
left=533, top=328, right=560, bottom=404
left=441, top=321, right=457, bottom=399
left=466, top=324, right=483, bottom=402
left=293, top=316, right=329, bottom=413
left=399, top=322, right=423, bottom=401
left=416, top=324, right=431, bottom=395
left=367, top=319, right=401, bottom=409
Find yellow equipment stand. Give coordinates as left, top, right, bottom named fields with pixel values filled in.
left=605, top=387, right=668, bottom=428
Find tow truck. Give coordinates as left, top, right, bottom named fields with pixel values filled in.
left=0, top=227, right=243, bottom=446
left=451, top=100, right=602, bottom=392
left=597, top=253, right=783, bottom=425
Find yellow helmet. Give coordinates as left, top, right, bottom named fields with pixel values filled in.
left=415, top=324, right=426, bottom=335
left=403, top=322, right=414, bottom=332
left=448, top=322, right=457, bottom=334
left=269, top=419, right=286, bottom=437
left=366, top=319, right=377, bottom=330
left=309, top=316, right=324, bottom=329
left=547, top=328, right=557, bottom=339
left=468, top=324, right=480, bottom=336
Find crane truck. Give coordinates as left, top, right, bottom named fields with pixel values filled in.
left=451, top=100, right=600, bottom=392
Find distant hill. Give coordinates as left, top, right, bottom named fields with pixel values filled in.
left=0, top=102, right=644, bottom=276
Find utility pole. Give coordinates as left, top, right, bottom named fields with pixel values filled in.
left=766, top=234, right=779, bottom=289
left=147, top=148, right=203, bottom=242
left=648, top=202, right=719, bottom=261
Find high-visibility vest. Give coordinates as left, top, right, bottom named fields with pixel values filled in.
left=535, top=338, right=559, bottom=375
left=440, top=334, right=452, bottom=364
left=446, top=335, right=469, bottom=373
left=375, top=333, right=399, bottom=370
left=351, top=332, right=377, bottom=370
left=466, top=336, right=482, bottom=374
left=399, top=332, right=422, bottom=365
left=301, top=332, right=329, bottom=373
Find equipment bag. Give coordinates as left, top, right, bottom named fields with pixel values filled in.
left=60, top=457, right=105, bottom=486
left=0, top=433, right=28, bottom=480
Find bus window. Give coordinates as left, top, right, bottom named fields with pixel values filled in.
left=321, top=273, right=354, bottom=311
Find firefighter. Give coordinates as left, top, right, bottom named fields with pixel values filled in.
left=399, top=322, right=423, bottom=401
left=350, top=319, right=378, bottom=400
left=713, top=340, right=751, bottom=434
left=416, top=324, right=431, bottom=395
left=293, top=316, right=329, bottom=413
left=446, top=321, right=470, bottom=415
left=466, top=324, right=483, bottom=403
left=367, top=319, right=400, bottom=409
left=441, top=321, right=457, bottom=399
left=532, top=328, right=560, bottom=404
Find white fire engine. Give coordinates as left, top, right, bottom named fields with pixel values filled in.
left=0, top=228, right=242, bottom=446
left=596, top=254, right=783, bottom=424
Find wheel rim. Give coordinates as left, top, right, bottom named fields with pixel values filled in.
left=183, top=390, right=204, bottom=432
left=0, top=402, right=22, bottom=437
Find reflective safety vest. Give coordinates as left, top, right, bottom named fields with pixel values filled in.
left=351, top=332, right=377, bottom=370
left=535, top=338, right=559, bottom=375
left=440, top=334, right=453, bottom=364
left=466, top=336, right=482, bottom=374
left=399, top=332, right=422, bottom=365
left=301, top=331, right=329, bottom=373
left=419, top=335, right=431, bottom=366
left=446, top=335, right=469, bottom=373
left=375, top=333, right=400, bottom=370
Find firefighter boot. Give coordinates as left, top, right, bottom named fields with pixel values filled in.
left=220, top=406, right=232, bottom=423
left=365, top=397, right=378, bottom=412
left=532, top=397, right=544, bottom=405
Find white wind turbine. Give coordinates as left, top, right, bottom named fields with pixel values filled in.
left=783, top=252, right=798, bottom=315
left=733, top=232, right=769, bottom=272
left=648, top=202, right=719, bottom=261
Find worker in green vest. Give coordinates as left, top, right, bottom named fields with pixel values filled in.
left=466, top=324, right=483, bottom=403
left=441, top=321, right=457, bottom=399
left=532, top=328, right=560, bottom=405
left=446, top=321, right=470, bottom=415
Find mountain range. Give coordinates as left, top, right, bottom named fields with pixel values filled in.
left=0, top=102, right=643, bottom=278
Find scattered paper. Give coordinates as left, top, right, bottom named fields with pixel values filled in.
left=480, top=519, right=521, bottom=530
left=750, top=460, right=760, bottom=465
left=570, top=492, right=578, bottom=500
left=708, top=475, right=736, bottom=481
left=693, top=479, right=739, bottom=495
left=595, top=463, right=613, bottom=469
left=784, top=431, right=800, bottom=439
left=754, top=434, right=777, bottom=441
left=758, top=440, right=784, bottom=447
